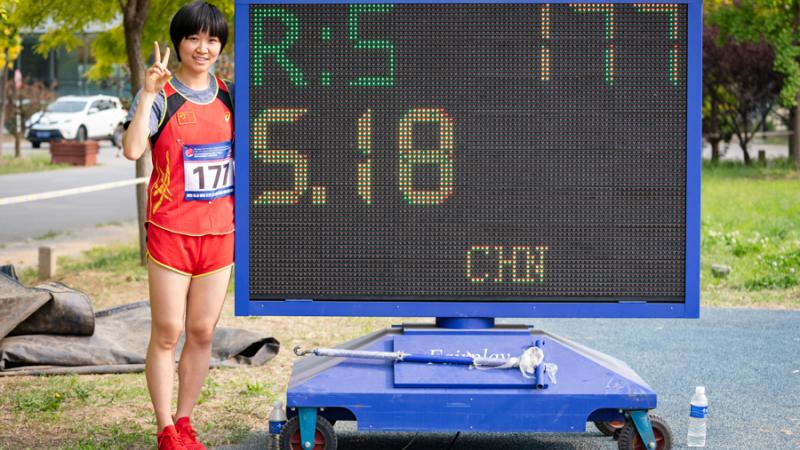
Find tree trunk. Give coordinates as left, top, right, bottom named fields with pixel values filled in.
left=741, top=140, right=751, bottom=165
left=792, top=101, right=800, bottom=169
left=710, top=138, right=720, bottom=163
left=708, top=100, right=721, bottom=164
left=0, top=49, right=8, bottom=154
left=12, top=78, right=20, bottom=158
left=794, top=3, right=800, bottom=170
left=123, top=0, right=151, bottom=265
left=789, top=108, right=796, bottom=162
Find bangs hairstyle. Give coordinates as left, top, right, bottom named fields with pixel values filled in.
left=169, top=1, right=228, bottom=62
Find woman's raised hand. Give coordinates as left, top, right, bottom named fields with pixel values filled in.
left=144, top=42, right=172, bottom=94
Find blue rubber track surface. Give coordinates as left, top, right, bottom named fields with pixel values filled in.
left=218, top=307, right=800, bottom=449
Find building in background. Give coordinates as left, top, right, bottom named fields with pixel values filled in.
left=16, top=20, right=130, bottom=102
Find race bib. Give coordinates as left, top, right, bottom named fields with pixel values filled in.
left=183, top=141, right=234, bottom=201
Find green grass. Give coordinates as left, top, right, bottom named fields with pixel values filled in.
left=701, top=160, right=800, bottom=306
left=0, top=154, right=69, bottom=175
left=35, top=230, right=61, bottom=241
left=60, top=243, right=147, bottom=278
left=239, top=380, right=273, bottom=398
left=17, top=266, right=39, bottom=286
left=0, top=373, right=154, bottom=448
left=65, top=423, right=152, bottom=450
left=17, top=242, right=147, bottom=287
left=197, top=377, right=220, bottom=405
left=10, top=375, right=92, bottom=417
left=95, top=220, right=124, bottom=228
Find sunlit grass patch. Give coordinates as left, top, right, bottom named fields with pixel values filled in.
left=701, top=160, right=800, bottom=307
left=60, top=243, right=146, bottom=277
left=9, top=375, right=92, bottom=417
left=35, top=230, right=61, bottom=241
left=0, top=154, right=70, bottom=175
left=65, top=423, right=152, bottom=450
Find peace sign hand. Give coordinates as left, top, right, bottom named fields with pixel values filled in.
left=144, top=42, right=172, bottom=94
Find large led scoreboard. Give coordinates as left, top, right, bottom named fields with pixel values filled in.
left=234, top=0, right=702, bottom=318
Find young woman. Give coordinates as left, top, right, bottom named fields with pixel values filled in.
left=122, top=2, right=233, bottom=449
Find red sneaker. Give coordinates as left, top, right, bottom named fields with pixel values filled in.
left=157, top=425, right=187, bottom=450
left=175, top=417, right=207, bottom=450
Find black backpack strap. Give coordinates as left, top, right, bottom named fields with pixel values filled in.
left=216, top=79, right=234, bottom=115
left=149, top=91, right=187, bottom=148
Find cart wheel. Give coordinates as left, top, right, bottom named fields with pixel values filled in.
left=595, top=420, right=626, bottom=437
left=617, top=414, right=673, bottom=450
left=279, top=416, right=337, bottom=450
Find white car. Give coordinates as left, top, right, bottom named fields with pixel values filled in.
left=26, top=95, right=128, bottom=148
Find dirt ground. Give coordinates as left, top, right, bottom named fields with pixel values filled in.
left=0, top=223, right=400, bottom=448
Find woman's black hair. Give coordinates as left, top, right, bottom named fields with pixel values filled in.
left=169, top=1, right=228, bottom=62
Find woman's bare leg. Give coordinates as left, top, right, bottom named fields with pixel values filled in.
left=175, top=266, right=232, bottom=419
left=146, top=261, right=192, bottom=431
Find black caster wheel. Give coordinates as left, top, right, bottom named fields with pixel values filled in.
left=617, top=414, right=673, bottom=450
left=594, top=420, right=626, bottom=437
left=279, top=415, right=337, bottom=450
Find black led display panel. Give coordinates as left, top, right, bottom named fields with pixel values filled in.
left=248, top=4, right=688, bottom=302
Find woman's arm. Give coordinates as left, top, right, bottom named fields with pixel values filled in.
left=123, top=42, right=172, bottom=161
left=122, top=91, right=158, bottom=161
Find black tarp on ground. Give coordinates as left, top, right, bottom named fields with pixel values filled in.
left=0, top=268, right=279, bottom=376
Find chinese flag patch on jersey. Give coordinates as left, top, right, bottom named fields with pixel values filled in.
left=177, top=111, right=197, bottom=126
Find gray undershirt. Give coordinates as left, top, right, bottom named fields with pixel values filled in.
left=125, top=74, right=234, bottom=136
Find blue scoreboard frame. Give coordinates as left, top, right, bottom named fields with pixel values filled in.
left=234, top=0, right=702, bottom=319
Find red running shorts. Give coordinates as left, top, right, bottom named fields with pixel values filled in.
left=146, top=225, right=234, bottom=278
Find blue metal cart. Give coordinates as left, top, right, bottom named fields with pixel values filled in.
left=278, top=318, right=672, bottom=450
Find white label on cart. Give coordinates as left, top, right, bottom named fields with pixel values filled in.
left=183, top=141, right=234, bottom=201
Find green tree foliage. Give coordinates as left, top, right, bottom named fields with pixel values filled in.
left=709, top=0, right=800, bottom=107
left=703, top=25, right=783, bottom=164
left=0, top=0, right=22, bottom=68
left=1, top=0, right=23, bottom=146
left=708, top=0, right=800, bottom=167
left=15, top=0, right=233, bottom=85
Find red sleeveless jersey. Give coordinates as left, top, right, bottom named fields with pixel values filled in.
left=147, top=76, right=234, bottom=236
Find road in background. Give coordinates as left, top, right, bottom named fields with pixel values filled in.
left=0, top=141, right=138, bottom=243
left=701, top=139, right=790, bottom=162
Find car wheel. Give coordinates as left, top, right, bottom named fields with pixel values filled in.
left=31, top=141, right=41, bottom=149
left=76, top=126, right=87, bottom=142
left=112, top=124, right=124, bottom=148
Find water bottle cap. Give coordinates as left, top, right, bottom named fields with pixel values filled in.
left=695, top=386, right=705, bottom=395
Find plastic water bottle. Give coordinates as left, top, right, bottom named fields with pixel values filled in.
left=687, top=386, right=708, bottom=447
left=268, top=400, right=287, bottom=450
